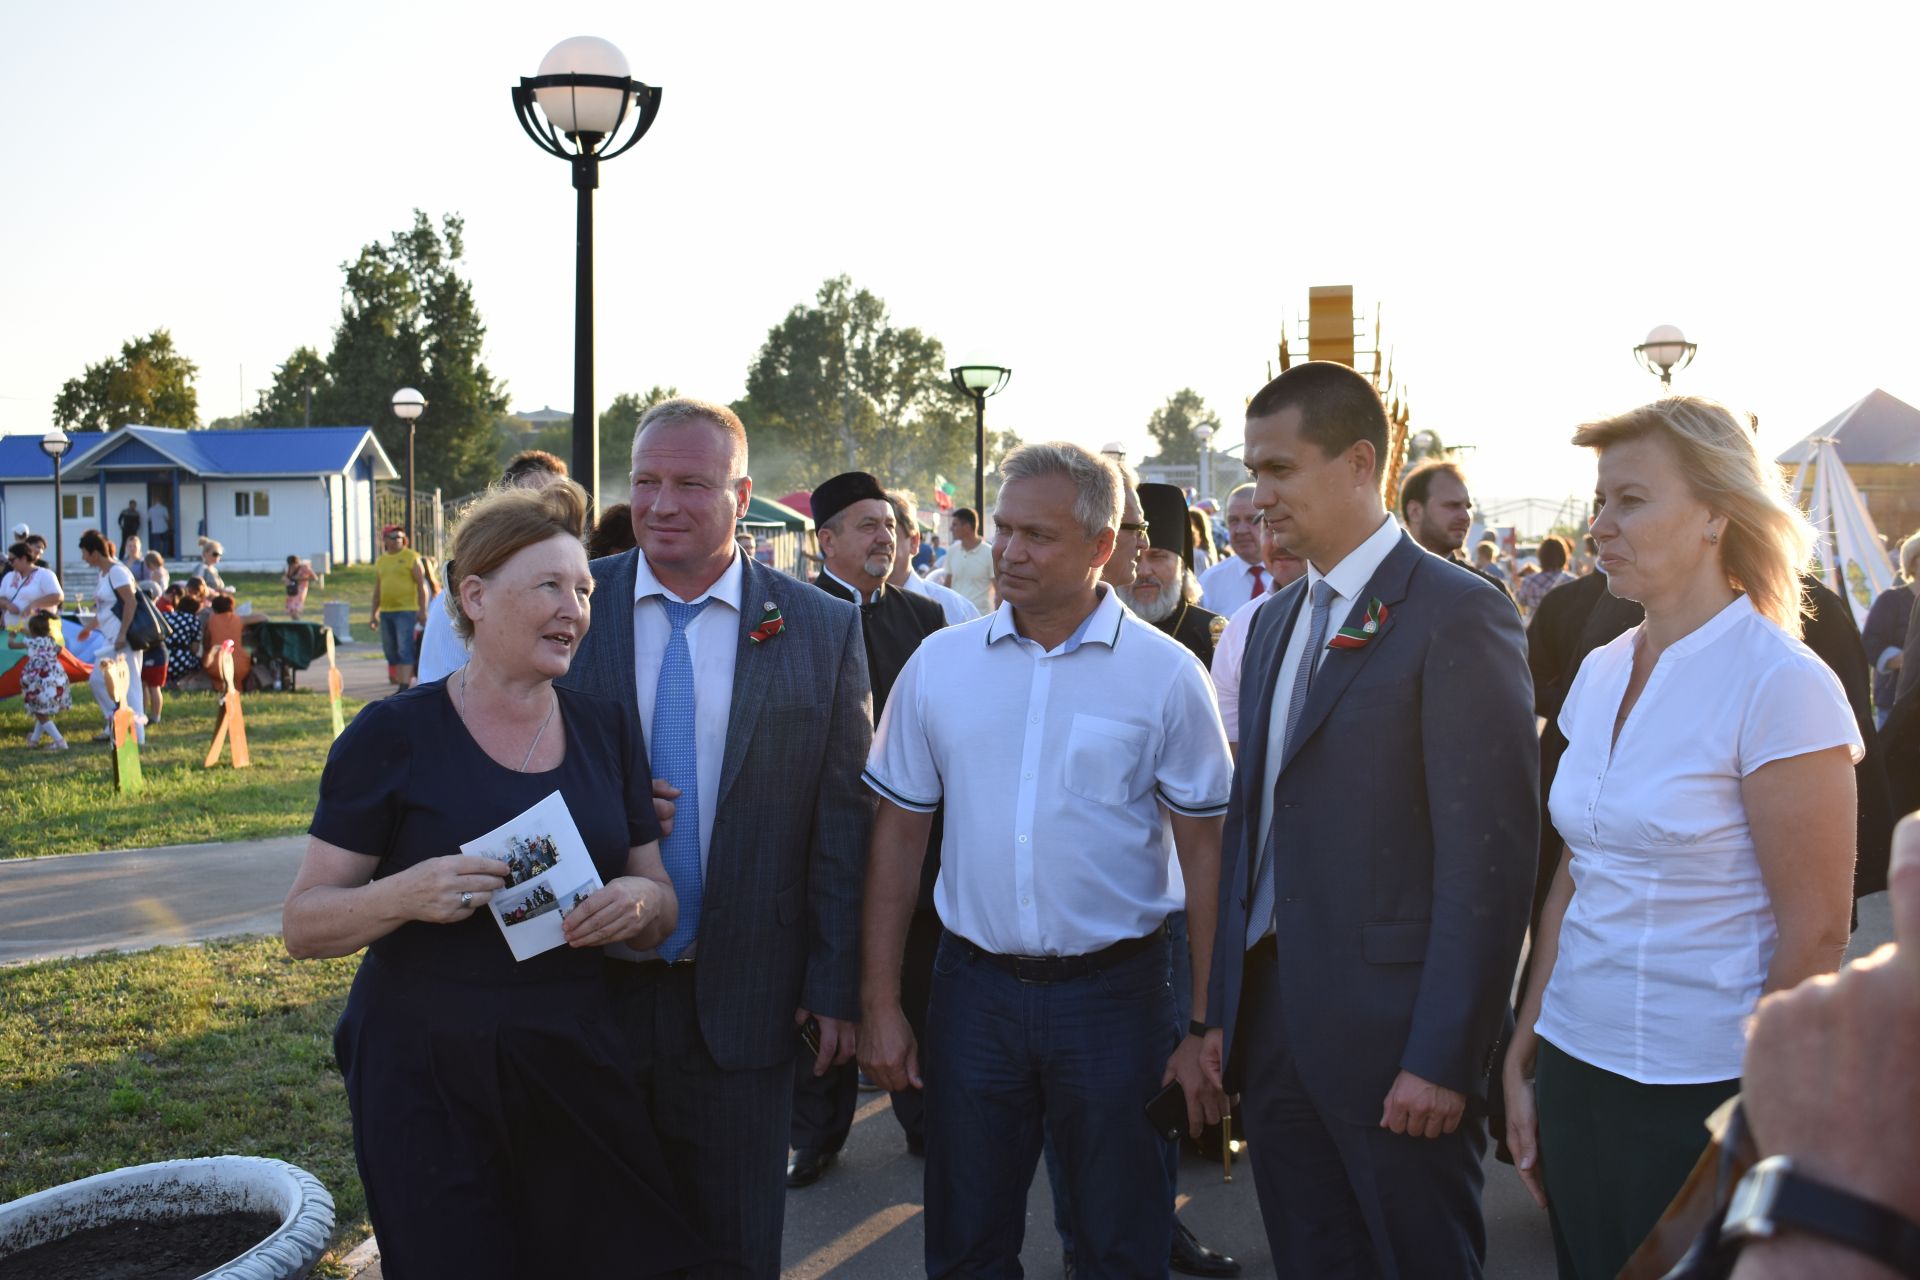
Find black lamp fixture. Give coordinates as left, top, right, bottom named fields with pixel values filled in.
left=512, top=36, right=662, bottom=511
left=39, top=429, right=72, bottom=586
left=949, top=361, right=1011, bottom=518
left=391, top=388, right=426, bottom=545
left=1634, top=324, right=1697, bottom=389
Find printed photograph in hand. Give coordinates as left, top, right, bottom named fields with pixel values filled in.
left=485, top=832, right=561, bottom=889
left=499, top=879, right=561, bottom=927
left=555, top=881, right=596, bottom=921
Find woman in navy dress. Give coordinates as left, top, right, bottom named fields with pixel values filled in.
left=284, top=479, right=703, bottom=1278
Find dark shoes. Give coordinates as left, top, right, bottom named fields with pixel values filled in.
left=1171, top=1218, right=1241, bottom=1277
left=785, top=1147, right=836, bottom=1189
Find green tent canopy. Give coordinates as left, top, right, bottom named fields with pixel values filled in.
left=745, top=494, right=812, bottom=530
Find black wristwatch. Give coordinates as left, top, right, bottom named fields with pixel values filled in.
left=1720, top=1156, right=1920, bottom=1276
left=1187, top=1020, right=1211, bottom=1039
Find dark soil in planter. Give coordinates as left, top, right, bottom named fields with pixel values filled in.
left=6, top=1209, right=283, bottom=1279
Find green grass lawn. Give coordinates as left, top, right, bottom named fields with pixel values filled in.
left=221, top=565, right=380, bottom=619
left=0, top=937, right=368, bottom=1276
left=0, top=689, right=361, bottom=859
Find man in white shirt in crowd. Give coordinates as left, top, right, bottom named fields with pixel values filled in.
left=860, top=442, right=1232, bottom=1278
left=1198, top=484, right=1267, bottom=614
left=942, top=506, right=995, bottom=615
left=887, top=494, right=980, bottom=625
left=1209, top=519, right=1307, bottom=750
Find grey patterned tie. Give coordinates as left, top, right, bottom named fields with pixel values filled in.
left=1246, top=578, right=1336, bottom=948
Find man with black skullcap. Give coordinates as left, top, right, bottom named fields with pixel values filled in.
left=788, top=470, right=946, bottom=1187
left=1133, top=482, right=1228, bottom=670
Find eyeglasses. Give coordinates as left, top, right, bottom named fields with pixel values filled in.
left=1120, top=521, right=1150, bottom=535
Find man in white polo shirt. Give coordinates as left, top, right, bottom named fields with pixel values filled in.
left=859, top=442, right=1233, bottom=1278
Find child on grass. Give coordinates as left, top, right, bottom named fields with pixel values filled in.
left=10, top=611, right=71, bottom=749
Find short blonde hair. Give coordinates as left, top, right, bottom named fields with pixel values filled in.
left=631, top=397, right=748, bottom=476
left=1572, top=396, right=1813, bottom=637
left=997, top=442, right=1123, bottom=540
left=443, top=478, right=589, bottom=641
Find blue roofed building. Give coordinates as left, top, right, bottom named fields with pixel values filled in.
left=0, top=426, right=399, bottom=571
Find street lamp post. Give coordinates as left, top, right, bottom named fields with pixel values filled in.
left=391, top=388, right=426, bottom=546
left=1192, top=421, right=1215, bottom=501
left=512, top=36, right=663, bottom=511
left=950, top=361, right=1011, bottom=518
left=39, top=430, right=72, bottom=587
left=1634, top=324, right=1697, bottom=389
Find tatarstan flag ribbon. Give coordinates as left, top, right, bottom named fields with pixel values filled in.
left=1328, top=597, right=1388, bottom=650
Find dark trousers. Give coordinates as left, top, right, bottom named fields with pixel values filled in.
left=1535, top=1039, right=1737, bottom=1280
left=1238, top=949, right=1489, bottom=1279
left=611, top=961, right=792, bottom=1280
left=891, top=907, right=942, bottom=1145
left=924, top=930, right=1177, bottom=1279
left=1046, top=910, right=1188, bottom=1253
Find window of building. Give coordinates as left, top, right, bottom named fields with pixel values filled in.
left=61, top=494, right=95, bottom=520
left=235, top=489, right=272, bottom=519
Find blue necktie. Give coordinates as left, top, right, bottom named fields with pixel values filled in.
left=1246, top=578, right=1336, bottom=947
left=653, top=597, right=712, bottom=962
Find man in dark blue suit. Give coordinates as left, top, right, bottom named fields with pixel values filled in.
left=1191, top=362, right=1537, bottom=1278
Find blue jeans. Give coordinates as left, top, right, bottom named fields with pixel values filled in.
left=379, top=611, right=419, bottom=666
left=1048, top=910, right=1188, bottom=1255
left=925, top=929, right=1177, bottom=1279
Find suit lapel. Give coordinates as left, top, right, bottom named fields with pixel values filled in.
left=1277, top=533, right=1422, bottom=776
left=716, top=557, right=780, bottom=806
left=1240, top=582, right=1304, bottom=817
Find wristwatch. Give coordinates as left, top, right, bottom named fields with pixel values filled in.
left=1720, top=1155, right=1920, bottom=1276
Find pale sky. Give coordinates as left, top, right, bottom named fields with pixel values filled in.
left=4, top=1, right=1916, bottom=527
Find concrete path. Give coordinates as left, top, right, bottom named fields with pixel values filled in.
left=0, top=836, right=307, bottom=965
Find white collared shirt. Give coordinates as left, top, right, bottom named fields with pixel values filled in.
left=900, top=570, right=982, bottom=625
left=630, top=550, right=745, bottom=876
left=1199, top=554, right=1269, bottom=615
left=822, top=567, right=884, bottom=604
left=1255, top=514, right=1402, bottom=865
left=1209, top=588, right=1279, bottom=744
left=865, top=585, right=1232, bottom=957
left=1537, top=594, right=1863, bottom=1083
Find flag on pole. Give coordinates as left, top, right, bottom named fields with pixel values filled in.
left=1800, top=437, right=1893, bottom=628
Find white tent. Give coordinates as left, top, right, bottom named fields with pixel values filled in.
left=1792, top=436, right=1894, bottom=628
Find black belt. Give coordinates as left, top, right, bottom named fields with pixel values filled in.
left=949, top=925, right=1166, bottom=985
left=605, top=956, right=693, bottom=983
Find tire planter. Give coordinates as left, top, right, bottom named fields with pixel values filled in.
left=0, top=1156, right=335, bottom=1279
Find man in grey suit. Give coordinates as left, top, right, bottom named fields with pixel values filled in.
left=1188, top=363, right=1537, bottom=1278
left=559, top=397, right=873, bottom=1279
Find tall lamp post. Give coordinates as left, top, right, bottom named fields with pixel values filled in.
left=1192, top=421, right=1215, bottom=502
left=391, top=388, right=426, bottom=546
left=950, top=361, right=1010, bottom=518
left=512, top=36, right=663, bottom=510
left=1634, top=324, right=1697, bottom=389
left=39, top=430, right=72, bottom=587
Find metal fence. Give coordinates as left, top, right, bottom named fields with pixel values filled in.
left=374, top=486, right=445, bottom=563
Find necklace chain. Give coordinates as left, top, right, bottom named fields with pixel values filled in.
left=459, top=666, right=557, bottom=772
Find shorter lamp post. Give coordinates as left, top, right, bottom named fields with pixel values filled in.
left=950, top=361, right=1011, bottom=518
left=391, top=388, right=426, bottom=546
left=1193, top=421, right=1216, bottom=502
left=1634, top=324, right=1697, bottom=389
left=39, top=430, right=72, bottom=587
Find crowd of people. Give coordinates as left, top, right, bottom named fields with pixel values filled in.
left=270, top=375, right=1920, bottom=1280
left=1, top=526, right=328, bottom=750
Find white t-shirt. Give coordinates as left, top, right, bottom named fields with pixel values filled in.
left=3, top=566, right=61, bottom=625
left=93, top=562, right=136, bottom=645
left=415, top=586, right=469, bottom=684
left=1537, top=595, right=1864, bottom=1083
left=945, top=540, right=995, bottom=615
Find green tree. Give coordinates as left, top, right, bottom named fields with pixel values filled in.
left=598, top=386, right=679, bottom=490
left=258, top=211, right=508, bottom=496
left=53, top=329, right=200, bottom=432
left=737, top=276, right=989, bottom=500
left=1142, top=388, right=1220, bottom=468
left=250, top=347, right=332, bottom=427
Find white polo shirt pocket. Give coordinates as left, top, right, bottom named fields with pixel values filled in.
left=1061, top=714, right=1150, bottom=807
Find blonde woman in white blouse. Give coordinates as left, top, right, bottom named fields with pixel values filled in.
left=1502, top=398, right=1862, bottom=1280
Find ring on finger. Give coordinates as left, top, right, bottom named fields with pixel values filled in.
left=460, top=891, right=473, bottom=908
